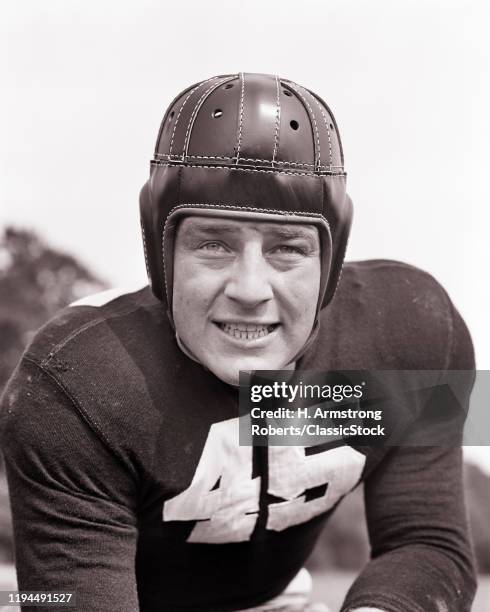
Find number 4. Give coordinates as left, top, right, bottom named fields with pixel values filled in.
left=163, top=419, right=260, bottom=542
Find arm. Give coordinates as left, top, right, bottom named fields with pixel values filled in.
left=341, top=302, right=477, bottom=612
left=343, top=446, right=475, bottom=612
left=0, top=358, right=140, bottom=612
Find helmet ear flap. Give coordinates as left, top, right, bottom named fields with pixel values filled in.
left=139, top=180, right=164, bottom=301
left=323, top=193, right=353, bottom=307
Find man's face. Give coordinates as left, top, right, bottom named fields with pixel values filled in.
left=172, top=216, right=321, bottom=386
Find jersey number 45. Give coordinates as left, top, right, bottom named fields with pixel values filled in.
left=163, top=418, right=366, bottom=543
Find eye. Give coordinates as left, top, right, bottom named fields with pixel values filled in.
left=199, top=241, right=228, bottom=253
left=271, top=244, right=306, bottom=255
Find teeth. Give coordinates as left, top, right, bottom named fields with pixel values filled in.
left=219, top=323, right=277, bottom=340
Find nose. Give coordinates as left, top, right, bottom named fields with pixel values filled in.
left=224, top=245, right=274, bottom=308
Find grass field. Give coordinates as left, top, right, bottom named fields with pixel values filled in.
left=1, top=566, right=489, bottom=610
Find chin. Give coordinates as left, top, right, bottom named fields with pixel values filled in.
left=206, top=354, right=291, bottom=387
left=209, top=368, right=241, bottom=387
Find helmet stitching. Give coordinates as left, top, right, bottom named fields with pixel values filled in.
left=168, top=76, right=219, bottom=156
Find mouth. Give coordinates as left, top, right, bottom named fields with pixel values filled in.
left=214, top=321, right=279, bottom=341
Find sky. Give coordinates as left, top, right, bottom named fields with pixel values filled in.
left=1, top=1, right=489, bottom=470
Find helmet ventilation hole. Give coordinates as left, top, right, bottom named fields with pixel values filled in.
left=290, top=120, right=299, bottom=130
left=224, top=83, right=234, bottom=89
left=329, top=122, right=334, bottom=129
left=283, top=90, right=292, bottom=96
left=212, top=109, right=223, bottom=118
left=169, top=111, right=175, bottom=120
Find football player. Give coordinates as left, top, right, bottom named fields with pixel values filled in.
left=0, top=73, right=476, bottom=611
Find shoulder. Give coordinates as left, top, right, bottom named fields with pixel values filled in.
left=24, top=284, right=161, bottom=364
left=340, top=258, right=451, bottom=306
left=1, top=285, right=173, bottom=471
left=0, top=351, right=139, bottom=512
left=314, top=259, right=473, bottom=369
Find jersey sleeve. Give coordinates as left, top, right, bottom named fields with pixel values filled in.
left=341, top=299, right=477, bottom=612
left=0, top=357, right=140, bottom=612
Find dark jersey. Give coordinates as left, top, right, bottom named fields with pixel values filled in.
left=0, top=260, right=476, bottom=611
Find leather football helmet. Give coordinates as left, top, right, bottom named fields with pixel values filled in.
left=140, top=72, right=352, bottom=325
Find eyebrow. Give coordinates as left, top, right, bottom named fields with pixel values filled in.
left=264, top=227, right=318, bottom=241
left=183, top=224, right=242, bottom=236
left=182, top=223, right=318, bottom=241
